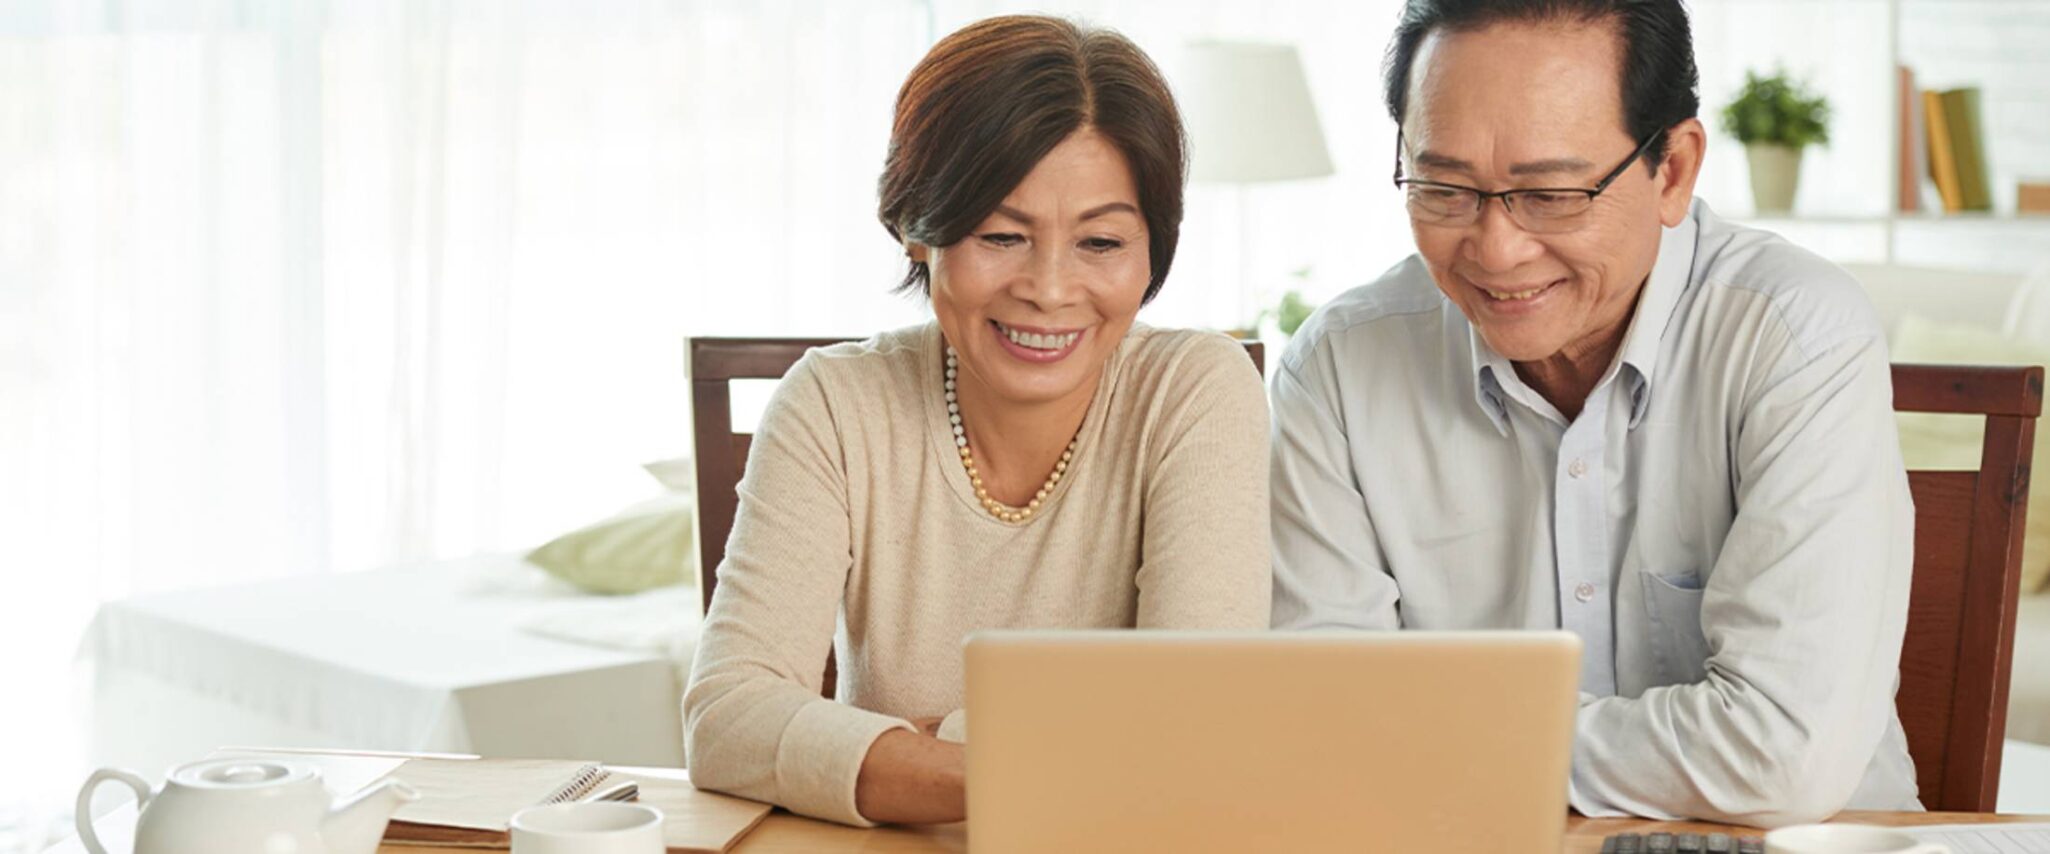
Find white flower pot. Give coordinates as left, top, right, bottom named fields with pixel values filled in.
left=1745, top=143, right=1804, bottom=213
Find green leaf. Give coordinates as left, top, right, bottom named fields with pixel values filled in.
left=1718, top=68, right=1831, bottom=148
left=1276, top=290, right=1316, bottom=337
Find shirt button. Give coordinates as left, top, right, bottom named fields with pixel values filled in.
left=1568, top=458, right=1589, bottom=479
left=1574, top=582, right=1596, bottom=603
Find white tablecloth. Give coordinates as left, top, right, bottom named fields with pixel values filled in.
left=80, top=556, right=692, bottom=786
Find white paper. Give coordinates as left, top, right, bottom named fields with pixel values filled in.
left=1908, top=822, right=2050, bottom=853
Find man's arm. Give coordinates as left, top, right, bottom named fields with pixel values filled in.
left=1570, top=331, right=1914, bottom=827
left=1269, top=342, right=1402, bottom=631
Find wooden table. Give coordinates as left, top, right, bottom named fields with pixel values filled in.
left=380, top=809, right=2046, bottom=853
left=59, top=758, right=2042, bottom=853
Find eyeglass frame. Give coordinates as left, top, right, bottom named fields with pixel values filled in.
left=1390, top=127, right=1662, bottom=228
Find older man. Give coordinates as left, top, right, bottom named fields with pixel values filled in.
left=1271, top=0, right=1919, bottom=827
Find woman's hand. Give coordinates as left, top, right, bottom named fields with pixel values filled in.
left=853, top=727, right=966, bottom=824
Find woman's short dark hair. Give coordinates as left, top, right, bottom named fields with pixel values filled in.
left=879, top=15, right=1186, bottom=303
left=1382, top=0, right=1699, bottom=170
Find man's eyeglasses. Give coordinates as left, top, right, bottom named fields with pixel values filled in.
left=1391, top=129, right=1660, bottom=234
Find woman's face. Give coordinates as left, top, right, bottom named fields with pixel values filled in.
left=917, top=127, right=1150, bottom=412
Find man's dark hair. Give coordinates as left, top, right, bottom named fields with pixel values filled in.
left=1382, top=0, right=1699, bottom=170
left=879, top=15, right=1186, bottom=302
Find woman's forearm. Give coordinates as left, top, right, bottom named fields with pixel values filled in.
left=853, top=728, right=967, bottom=824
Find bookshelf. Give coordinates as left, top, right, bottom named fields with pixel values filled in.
left=1697, top=0, right=2050, bottom=272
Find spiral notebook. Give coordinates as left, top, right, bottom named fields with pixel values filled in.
left=381, top=757, right=614, bottom=845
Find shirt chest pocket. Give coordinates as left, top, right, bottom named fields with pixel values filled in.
left=1639, top=570, right=1712, bottom=686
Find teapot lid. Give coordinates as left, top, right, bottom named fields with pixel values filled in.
left=169, top=758, right=318, bottom=790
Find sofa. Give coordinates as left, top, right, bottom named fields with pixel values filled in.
left=1844, top=262, right=2050, bottom=750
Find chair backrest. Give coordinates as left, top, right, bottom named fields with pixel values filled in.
left=1891, top=363, right=2042, bottom=812
left=688, top=335, right=1266, bottom=610
left=688, top=337, right=854, bottom=609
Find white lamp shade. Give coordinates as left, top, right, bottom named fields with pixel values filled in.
left=1178, top=41, right=1335, bottom=184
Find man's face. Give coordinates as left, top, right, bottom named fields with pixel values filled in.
left=1400, top=20, right=1693, bottom=364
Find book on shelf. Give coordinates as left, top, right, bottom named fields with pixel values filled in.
left=2021, top=180, right=2050, bottom=215
left=1923, top=90, right=1964, bottom=213
left=1896, top=65, right=1924, bottom=213
left=1922, top=85, right=1993, bottom=214
left=1943, top=88, right=1994, bottom=212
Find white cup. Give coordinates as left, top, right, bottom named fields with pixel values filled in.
left=1765, top=823, right=1950, bottom=854
left=509, top=801, right=665, bottom=854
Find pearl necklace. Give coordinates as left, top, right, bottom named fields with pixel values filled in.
left=946, top=346, right=1076, bottom=524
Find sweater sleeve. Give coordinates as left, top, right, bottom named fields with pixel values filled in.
left=1133, top=335, right=1274, bottom=628
left=682, top=354, right=913, bottom=827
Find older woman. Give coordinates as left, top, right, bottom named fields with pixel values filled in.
left=682, top=15, right=1270, bottom=827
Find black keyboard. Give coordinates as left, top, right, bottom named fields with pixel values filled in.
left=1599, top=831, right=1765, bottom=853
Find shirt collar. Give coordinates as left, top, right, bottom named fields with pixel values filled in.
left=1612, top=201, right=1701, bottom=425
left=1465, top=200, right=1703, bottom=432
left=1469, top=333, right=1514, bottom=435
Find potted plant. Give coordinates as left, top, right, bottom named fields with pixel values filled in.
left=1720, top=69, right=1830, bottom=213
left=1252, top=268, right=1320, bottom=343
left=1267, top=289, right=1316, bottom=337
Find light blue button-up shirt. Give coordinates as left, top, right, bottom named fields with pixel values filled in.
left=1270, top=200, right=1921, bottom=826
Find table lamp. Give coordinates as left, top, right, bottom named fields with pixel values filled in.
left=1178, top=40, right=1335, bottom=331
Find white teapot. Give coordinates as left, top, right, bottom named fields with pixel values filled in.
left=75, top=757, right=419, bottom=854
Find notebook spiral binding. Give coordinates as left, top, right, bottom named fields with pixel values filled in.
left=541, top=765, right=610, bottom=805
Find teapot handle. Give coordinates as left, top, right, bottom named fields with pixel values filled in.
left=75, top=768, right=152, bottom=854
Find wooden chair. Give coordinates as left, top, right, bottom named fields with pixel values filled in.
left=688, top=337, right=854, bottom=609
left=687, top=336, right=1265, bottom=697
left=1891, top=363, right=2042, bottom=812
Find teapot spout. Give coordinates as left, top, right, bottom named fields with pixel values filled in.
left=322, top=779, right=420, bottom=854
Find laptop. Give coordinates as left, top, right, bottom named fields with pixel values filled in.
left=965, top=630, right=1581, bottom=853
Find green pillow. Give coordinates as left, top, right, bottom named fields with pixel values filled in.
left=1892, top=314, right=2050, bottom=594
left=527, top=493, right=695, bottom=595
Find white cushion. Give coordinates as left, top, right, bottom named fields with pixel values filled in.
left=2003, top=261, right=2050, bottom=344
left=1893, top=314, right=2050, bottom=595
left=2011, top=596, right=2050, bottom=746
left=1842, top=263, right=2024, bottom=340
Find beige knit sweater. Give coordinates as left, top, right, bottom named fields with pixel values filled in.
left=682, top=321, right=1272, bottom=826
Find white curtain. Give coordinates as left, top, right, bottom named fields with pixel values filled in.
left=1, top=1, right=1421, bottom=847
left=0, top=1, right=928, bottom=847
